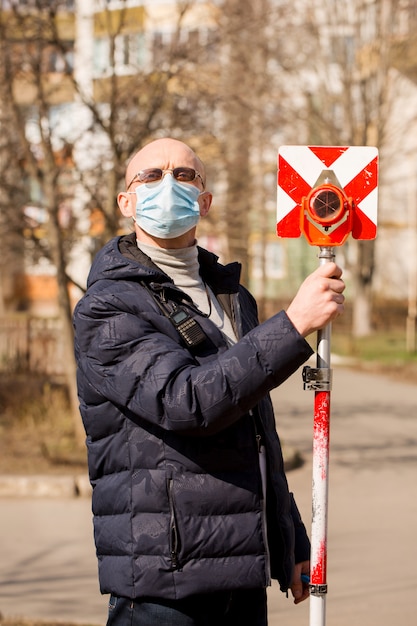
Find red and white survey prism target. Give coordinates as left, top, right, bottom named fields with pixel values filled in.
left=277, top=145, right=378, bottom=246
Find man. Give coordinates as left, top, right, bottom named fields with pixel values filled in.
left=73, top=138, right=345, bottom=626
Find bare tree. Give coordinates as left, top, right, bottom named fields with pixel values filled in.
left=216, top=0, right=286, bottom=289
left=0, top=0, right=219, bottom=442
left=276, top=0, right=417, bottom=337
left=0, top=102, right=26, bottom=315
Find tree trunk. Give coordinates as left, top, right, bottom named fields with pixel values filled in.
left=45, top=181, right=85, bottom=447
left=352, top=282, right=373, bottom=337
left=351, top=240, right=375, bottom=338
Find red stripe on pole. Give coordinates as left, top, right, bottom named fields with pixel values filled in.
left=314, top=390, right=330, bottom=480
left=311, top=540, right=327, bottom=585
left=311, top=389, right=330, bottom=585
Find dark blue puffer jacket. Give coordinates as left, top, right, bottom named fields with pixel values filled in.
left=73, top=233, right=313, bottom=600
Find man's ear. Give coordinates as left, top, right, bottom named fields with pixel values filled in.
left=118, top=192, right=135, bottom=218
left=198, top=192, right=212, bottom=218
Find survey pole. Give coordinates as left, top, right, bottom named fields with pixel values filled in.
left=302, top=246, right=335, bottom=626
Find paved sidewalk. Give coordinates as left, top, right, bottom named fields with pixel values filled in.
left=0, top=365, right=416, bottom=625
left=268, top=365, right=417, bottom=626
left=0, top=498, right=107, bottom=624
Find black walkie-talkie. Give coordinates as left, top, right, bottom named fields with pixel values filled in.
left=168, top=307, right=207, bottom=347
left=141, top=282, right=209, bottom=349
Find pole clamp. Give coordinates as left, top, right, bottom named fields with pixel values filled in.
left=309, top=583, right=328, bottom=596
left=302, top=366, right=332, bottom=391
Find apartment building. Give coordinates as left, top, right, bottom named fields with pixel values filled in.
left=1, top=0, right=218, bottom=315
left=1, top=0, right=416, bottom=320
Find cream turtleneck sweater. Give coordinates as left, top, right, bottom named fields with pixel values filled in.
left=138, top=241, right=237, bottom=346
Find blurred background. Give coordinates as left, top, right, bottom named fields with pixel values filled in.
left=0, top=0, right=415, bottom=485
left=0, top=2, right=416, bottom=625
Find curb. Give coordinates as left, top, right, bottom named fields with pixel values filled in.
left=0, top=474, right=91, bottom=498
left=0, top=449, right=303, bottom=499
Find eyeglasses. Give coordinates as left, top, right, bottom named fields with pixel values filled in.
left=127, top=167, right=205, bottom=190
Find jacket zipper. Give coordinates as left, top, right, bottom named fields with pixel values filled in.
left=168, top=478, right=180, bottom=570
left=250, top=409, right=272, bottom=586
left=230, top=292, right=243, bottom=340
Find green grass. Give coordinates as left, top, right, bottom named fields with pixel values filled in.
left=304, top=327, right=417, bottom=383
left=327, top=329, right=417, bottom=384
left=0, top=376, right=86, bottom=475
left=332, top=329, right=417, bottom=363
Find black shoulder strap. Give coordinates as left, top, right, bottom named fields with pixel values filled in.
left=140, top=281, right=208, bottom=349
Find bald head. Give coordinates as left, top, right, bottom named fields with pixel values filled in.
left=125, top=138, right=206, bottom=190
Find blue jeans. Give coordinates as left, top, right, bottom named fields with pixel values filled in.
left=107, top=588, right=268, bottom=626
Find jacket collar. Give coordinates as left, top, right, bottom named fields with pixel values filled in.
left=118, top=232, right=242, bottom=296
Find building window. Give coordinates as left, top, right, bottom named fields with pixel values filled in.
left=45, top=42, right=74, bottom=73
left=116, top=32, right=146, bottom=70
left=93, top=37, right=111, bottom=75
left=93, top=32, right=145, bottom=76
left=152, top=30, right=173, bottom=66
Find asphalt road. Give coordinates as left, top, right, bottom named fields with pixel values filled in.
left=0, top=365, right=416, bottom=626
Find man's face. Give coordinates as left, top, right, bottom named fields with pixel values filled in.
left=118, top=139, right=212, bottom=248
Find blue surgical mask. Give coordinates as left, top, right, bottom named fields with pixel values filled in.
left=133, top=175, right=201, bottom=239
